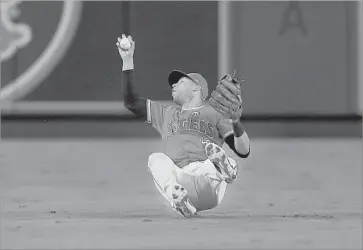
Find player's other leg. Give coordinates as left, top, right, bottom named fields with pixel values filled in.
left=147, top=153, right=197, bottom=218
left=178, top=160, right=228, bottom=212
left=204, top=142, right=239, bottom=183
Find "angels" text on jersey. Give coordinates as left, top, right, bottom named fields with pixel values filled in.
left=167, top=118, right=214, bottom=139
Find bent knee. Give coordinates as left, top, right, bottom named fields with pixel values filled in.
left=148, top=153, right=174, bottom=171
left=148, top=153, right=165, bottom=164
left=189, top=176, right=220, bottom=211
left=191, top=193, right=219, bottom=212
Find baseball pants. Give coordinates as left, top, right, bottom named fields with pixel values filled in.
left=148, top=153, right=228, bottom=212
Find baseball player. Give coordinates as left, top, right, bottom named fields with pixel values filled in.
left=116, top=34, right=250, bottom=218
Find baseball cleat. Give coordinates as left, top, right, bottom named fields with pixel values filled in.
left=204, top=142, right=238, bottom=183
left=170, top=184, right=197, bottom=218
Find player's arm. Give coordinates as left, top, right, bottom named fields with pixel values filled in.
left=217, top=115, right=250, bottom=158
left=117, top=34, right=172, bottom=135
left=117, top=34, right=147, bottom=120
left=121, top=68, right=147, bottom=119
left=224, top=119, right=250, bottom=158
left=211, top=71, right=250, bottom=158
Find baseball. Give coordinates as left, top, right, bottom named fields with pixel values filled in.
left=120, top=38, right=131, bottom=50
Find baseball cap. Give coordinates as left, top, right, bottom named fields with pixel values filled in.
left=168, top=70, right=209, bottom=101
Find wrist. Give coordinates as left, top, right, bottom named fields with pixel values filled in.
left=122, top=58, right=134, bottom=71
left=230, top=118, right=240, bottom=124
left=232, top=118, right=245, bottom=137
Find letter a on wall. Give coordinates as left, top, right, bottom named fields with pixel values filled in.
left=279, top=1, right=308, bottom=37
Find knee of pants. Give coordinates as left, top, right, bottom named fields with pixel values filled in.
left=188, top=174, right=220, bottom=211
left=148, top=153, right=170, bottom=170
left=147, top=153, right=178, bottom=178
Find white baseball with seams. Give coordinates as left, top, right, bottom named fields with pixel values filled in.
left=120, top=38, right=131, bottom=50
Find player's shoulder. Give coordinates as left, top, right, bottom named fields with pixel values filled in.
left=148, top=99, right=180, bottom=112
left=203, top=102, right=215, bottom=111
left=202, top=102, right=222, bottom=117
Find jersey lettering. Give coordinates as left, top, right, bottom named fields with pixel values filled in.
left=180, top=118, right=188, bottom=130
left=148, top=101, right=233, bottom=168
left=201, top=136, right=211, bottom=145
left=206, top=122, right=214, bottom=138
left=198, top=120, right=207, bottom=134
left=189, top=119, right=198, bottom=131
left=167, top=117, right=215, bottom=139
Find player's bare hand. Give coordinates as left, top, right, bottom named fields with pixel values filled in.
left=116, top=34, right=135, bottom=61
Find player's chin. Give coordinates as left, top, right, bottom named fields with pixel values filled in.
left=172, top=93, right=177, bottom=101
left=172, top=97, right=181, bottom=105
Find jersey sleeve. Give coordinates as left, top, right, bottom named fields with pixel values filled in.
left=146, top=99, right=175, bottom=135
left=217, top=114, right=234, bottom=140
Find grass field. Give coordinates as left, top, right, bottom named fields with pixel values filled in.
left=0, top=138, right=362, bottom=249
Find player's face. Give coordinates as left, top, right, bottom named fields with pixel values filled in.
left=171, top=77, right=197, bottom=105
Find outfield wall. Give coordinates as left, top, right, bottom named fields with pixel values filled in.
left=1, top=1, right=361, bottom=138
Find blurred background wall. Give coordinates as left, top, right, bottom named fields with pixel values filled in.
left=1, top=1, right=362, bottom=138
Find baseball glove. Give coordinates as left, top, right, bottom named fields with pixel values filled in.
left=209, top=70, right=243, bottom=122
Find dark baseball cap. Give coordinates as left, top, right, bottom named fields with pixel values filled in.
left=168, top=70, right=209, bottom=101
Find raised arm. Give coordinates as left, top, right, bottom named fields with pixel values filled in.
left=225, top=119, right=250, bottom=158
left=212, top=71, right=250, bottom=158
left=116, top=34, right=147, bottom=119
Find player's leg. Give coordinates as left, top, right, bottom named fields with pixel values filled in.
left=204, top=142, right=240, bottom=183
left=178, top=159, right=228, bottom=211
left=147, top=153, right=197, bottom=217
